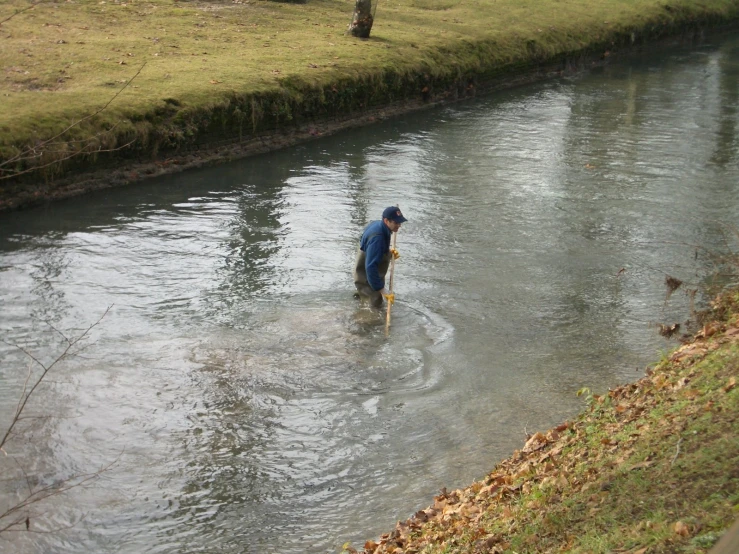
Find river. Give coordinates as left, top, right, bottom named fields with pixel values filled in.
left=1, top=33, right=738, bottom=554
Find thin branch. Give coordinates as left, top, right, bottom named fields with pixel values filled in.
left=43, top=320, right=72, bottom=346
left=0, top=139, right=137, bottom=181
left=670, top=437, right=682, bottom=468
left=0, top=2, right=38, bottom=26
left=0, top=515, right=26, bottom=535
left=16, top=410, right=79, bottom=420
left=0, top=308, right=116, bottom=536
left=0, top=63, right=145, bottom=179
left=9, top=456, right=34, bottom=498
left=0, top=306, right=112, bottom=451
left=0, top=342, right=46, bottom=377
left=0, top=122, right=126, bottom=169
left=4, top=516, right=86, bottom=534
left=0, top=468, right=99, bottom=528
left=14, top=364, right=34, bottom=428
left=0, top=453, right=121, bottom=533
left=2, top=64, right=146, bottom=164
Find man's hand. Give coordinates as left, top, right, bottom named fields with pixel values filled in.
left=390, top=248, right=400, bottom=260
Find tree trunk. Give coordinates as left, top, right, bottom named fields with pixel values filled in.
left=349, top=0, right=374, bottom=38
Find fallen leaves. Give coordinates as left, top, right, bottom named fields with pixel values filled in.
left=659, top=322, right=681, bottom=338
left=522, top=431, right=548, bottom=453
left=349, top=293, right=739, bottom=554
left=674, top=520, right=691, bottom=537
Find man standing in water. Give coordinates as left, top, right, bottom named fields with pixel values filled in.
left=354, top=206, right=407, bottom=308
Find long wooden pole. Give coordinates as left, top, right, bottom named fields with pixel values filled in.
left=385, top=230, right=398, bottom=336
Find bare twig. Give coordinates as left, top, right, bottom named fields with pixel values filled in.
left=0, top=63, right=145, bottom=180
left=0, top=310, right=119, bottom=536
left=670, top=437, right=682, bottom=468
left=0, top=2, right=38, bottom=26
left=0, top=470, right=100, bottom=533
left=9, top=456, right=34, bottom=498
left=0, top=121, right=127, bottom=170
left=0, top=305, right=112, bottom=452
left=4, top=516, right=86, bottom=535
left=43, top=320, right=73, bottom=346
left=0, top=139, right=137, bottom=181
left=13, top=364, right=34, bottom=436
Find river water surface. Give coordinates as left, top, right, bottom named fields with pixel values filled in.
left=1, top=34, right=738, bottom=554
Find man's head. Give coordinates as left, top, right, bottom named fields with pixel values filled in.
left=382, top=206, right=407, bottom=232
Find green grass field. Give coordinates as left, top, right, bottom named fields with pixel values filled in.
left=1, top=0, right=738, bottom=185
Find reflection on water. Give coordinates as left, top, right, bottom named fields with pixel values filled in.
left=1, top=34, right=739, bottom=554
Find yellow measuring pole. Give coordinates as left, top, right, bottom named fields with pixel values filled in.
left=385, top=229, right=398, bottom=336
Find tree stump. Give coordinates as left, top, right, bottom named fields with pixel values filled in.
left=349, top=0, right=374, bottom=38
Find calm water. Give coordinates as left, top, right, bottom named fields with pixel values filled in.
left=1, top=34, right=738, bottom=554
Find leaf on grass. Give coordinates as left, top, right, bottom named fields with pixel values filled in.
left=674, top=521, right=690, bottom=537
left=652, top=374, right=669, bottom=389
left=659, top=322, right=680, bottom=338
left=673, top=377, right=689, bottom=390
left=209, top=79, right=222, bottom=84
left=522, top=432, right=548, bottom=453
left=627, top=460, right=654, bottom=471
left=724, top=376, right=736, bottom=393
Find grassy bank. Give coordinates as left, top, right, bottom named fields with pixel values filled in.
left=343, top=290, right=739, bottom=554
left=1, top=0, right=739, bottom=209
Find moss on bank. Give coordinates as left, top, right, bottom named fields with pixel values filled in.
left=343, top=290, right=739, bottom=554
left=1, top=0, right=739, bottom=210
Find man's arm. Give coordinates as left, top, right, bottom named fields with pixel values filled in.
left=364, top=235, right=386, bottom=291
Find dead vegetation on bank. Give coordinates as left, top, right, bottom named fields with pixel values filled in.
left=344, top=291, right=739, bottom=554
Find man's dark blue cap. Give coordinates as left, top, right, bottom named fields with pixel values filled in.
left=382, top=206, right=407, bottom=223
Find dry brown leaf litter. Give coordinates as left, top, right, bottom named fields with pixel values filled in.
left=345, top=293, right=739, bottom=554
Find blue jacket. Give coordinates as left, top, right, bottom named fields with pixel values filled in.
left=359, top=220, right=392, bottom=291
